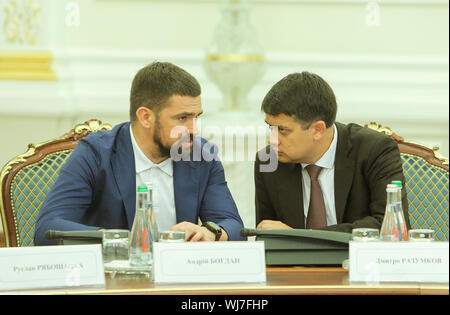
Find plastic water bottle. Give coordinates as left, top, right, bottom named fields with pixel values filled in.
left=129, top=186, right=152, bottom=267
left=380, top=183, right=408, bottom=241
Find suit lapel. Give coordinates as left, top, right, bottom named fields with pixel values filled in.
left=334, top=123, right=355, bottom=224
left=111, top=123, right=136, bottom=229
left=173, top=160, right=199, bottom=223
left=275, top=163, right=305, bottom=228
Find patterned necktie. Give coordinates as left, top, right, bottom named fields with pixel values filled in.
left=305, top=165, right=327, bottom=229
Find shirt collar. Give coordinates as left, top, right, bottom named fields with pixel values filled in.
left=301, top=123, right=338, bottom=170
left=130, top=125, right=173, bottom=177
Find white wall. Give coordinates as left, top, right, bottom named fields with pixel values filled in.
left=1, top=0, right=448, bottom=233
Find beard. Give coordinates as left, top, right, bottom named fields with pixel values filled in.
left=153, top=118, right=194, bottom=160
left=153, top=118, right=171, bottom=159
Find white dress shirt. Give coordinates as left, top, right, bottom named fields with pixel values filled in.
left=130, top=126, right=177, bottom=231
left=301, top=124, right=338, bottom=227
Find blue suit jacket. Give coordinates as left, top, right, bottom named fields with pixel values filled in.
left=35, top=122, right=245, bottom=245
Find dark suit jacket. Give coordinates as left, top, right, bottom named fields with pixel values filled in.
left=255, top=122, right=410, bottom=233
left=35, top=122, right=245, bottom=245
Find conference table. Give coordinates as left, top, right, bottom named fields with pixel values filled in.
left=2, top=266, right=448, bottom=295
left=0, top=233, right=447, bottom=295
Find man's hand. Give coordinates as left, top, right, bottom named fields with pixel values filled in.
left=170, top=222, right=228, bottom=242
left=256, top=220, right=292, bottom=230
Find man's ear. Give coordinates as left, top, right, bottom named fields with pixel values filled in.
left=135, top=106, right=155, bottom=129
left=311, top=120, right=327, bottom=141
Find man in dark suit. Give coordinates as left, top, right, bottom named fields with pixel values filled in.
left=255, top=72, right=409, bottom=233
left=35, top=62, right=245, bottom=245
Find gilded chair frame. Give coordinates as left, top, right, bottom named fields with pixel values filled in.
left=366, top=122, right=449, bottom=172
left=0, top=119, right=112, bottom=247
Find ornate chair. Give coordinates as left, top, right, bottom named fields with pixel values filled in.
left=0, top=119, right=112, bottom=247
left=366, top=122, right=449, bottom=241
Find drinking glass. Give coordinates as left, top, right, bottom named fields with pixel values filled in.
left=408, top=229, right=435, bottom=242
left=352, top=228, right=380, bottom=242
left=158, top=230, right=186, bottom=243
left=102, top=229, right=129, bottom=264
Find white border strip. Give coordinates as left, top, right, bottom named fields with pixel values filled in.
left=252, top=0, right=449, bottom=4
left=131, top=0, right=449, bottom=5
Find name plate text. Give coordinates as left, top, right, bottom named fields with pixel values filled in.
left=349, top=241, right=449, bottom=283
left=153, top=241, right=266, bottom=283
left=0, top=245, right=105, bottom=291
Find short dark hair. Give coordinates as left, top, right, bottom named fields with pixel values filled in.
left=129, top=62, right=201, bottom=122
left=261, top=72, right=337, bottom=129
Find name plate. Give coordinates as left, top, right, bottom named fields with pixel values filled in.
left=0, top=245, right=105, bottom=291
left=152, top=241, right=266, bottom=283
left=349, top=241, right=449, bottom=283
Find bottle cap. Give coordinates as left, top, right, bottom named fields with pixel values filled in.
left=392, top=180, right=402, bottom=188
left=137, top=185, right=148, bottom=192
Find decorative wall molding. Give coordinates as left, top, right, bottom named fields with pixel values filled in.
left=0, top=51, right=56, bottom=81
left=2, top=0, right=41, bottom=46
left=0, top=49, right=448, bottom=123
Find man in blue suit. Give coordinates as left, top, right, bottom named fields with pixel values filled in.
left=35, top=62, right=245, bottom=245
